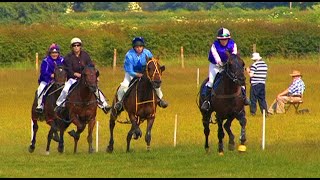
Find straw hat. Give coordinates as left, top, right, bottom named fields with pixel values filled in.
left=251, top=52, right=262, bottom=61
left=289, top=70, right=302, bottom=77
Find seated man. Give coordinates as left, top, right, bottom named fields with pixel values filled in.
left=268, top=70, right=305, bottom=115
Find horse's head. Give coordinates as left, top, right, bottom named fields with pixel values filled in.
left=225, top=52, right=246, bottom=86
left=145, top=56, right=165, bottom=89
left=54, top=65, right=67, bottom=86
left=81, top=64, right=98, bottom=92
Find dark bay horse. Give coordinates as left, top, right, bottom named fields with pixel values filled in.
left=107, top=57, right=165, bottom=153
left=198, top=53, right=247, bottom=155
left=59, top=64, right=98, bottom=153
left=29, top=65, right=69, bottom=154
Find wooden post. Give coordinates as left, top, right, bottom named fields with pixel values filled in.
left=180, top=46, right=185, bottom=69
left=197, top=68, right=199, bottom=88
left=113, top=49, right=117, bottom=71
left=253, top=44, right=256, bottom=53
left=174, top=114, right=178, bottom=147
left=35, top=53, right=39, bottom=73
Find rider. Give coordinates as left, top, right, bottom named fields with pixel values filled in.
left=35, top=43, right=64, bottom=113
left=114, top=36, right=168, bottom=111
left=54, top=37, right=112, bottom=114
left=201, top=27, right=250, bottom=111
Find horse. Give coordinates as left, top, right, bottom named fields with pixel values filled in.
left=107, top=57, right=165, bottom=153
left=59, top=64, right=99, bottom=153
left=198, top=52, right=247, bottom=155
left=29, top=64, right=69, bottom=154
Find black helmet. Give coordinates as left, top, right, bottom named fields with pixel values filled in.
left=217, top=27, right=231, bottom=39
left=132, top=37, right=145, bottom=47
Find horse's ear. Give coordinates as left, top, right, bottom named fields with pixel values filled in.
left=160, top=65, right=165, bottom=72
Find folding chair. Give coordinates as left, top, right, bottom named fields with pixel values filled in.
left=284, top=94, right=303, bottom=114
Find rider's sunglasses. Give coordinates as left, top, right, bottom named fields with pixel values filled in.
left=72, top=44, right=81, bottom=47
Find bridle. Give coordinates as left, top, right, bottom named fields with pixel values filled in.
left=146, top=58, right=162, bottom=82
left=224, top=55, right=244, bottom=86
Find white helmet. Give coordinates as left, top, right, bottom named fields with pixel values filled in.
left=70, top=37, right=82, bottom=45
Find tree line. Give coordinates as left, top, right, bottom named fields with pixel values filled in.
left=0, top=2, right=318, bottom=24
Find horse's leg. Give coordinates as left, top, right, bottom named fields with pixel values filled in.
left=145, top=117, right=155, bottom=151
left=87, top=118, right=95, bottom=153
left=45, top=126, right=55, bottom=155
left=68, top=117, right=84, bottom=153
left=202, top=112, right=211, bottom=153
left=57, top=124, right=65, bottom=153
left=29, top=118, right=38, bottom=153
left=107, top=109, right=117, bottom=153
left=217, top=118, right=225, bottom=155
left=224, top=117, right=235, bottom=151
left=126, top=115, right=140, bottom=152
left=237, top=110, right=247, bottom=152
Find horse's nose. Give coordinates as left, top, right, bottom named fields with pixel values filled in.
left=153, top=80, right=161, bottom=88
left=89, top=85, right=97, bottom=92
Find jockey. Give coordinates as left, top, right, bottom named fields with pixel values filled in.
left=35, top=43, right=64, bottom=113
left=201, top=27, right=250, bottom=111
left=114, top=36, right=168, bottom=111
left=54, top=37, right=111, bottom=114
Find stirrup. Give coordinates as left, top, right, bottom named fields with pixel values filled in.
left=35, top=107, right=43, bottom=113
left=102, top=105, right=112, bottom=114
left=114, top=101, right=123, bottom=111
left=201, top=101, right=210, bottom=111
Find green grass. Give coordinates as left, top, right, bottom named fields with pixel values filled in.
left=0, top=58, right=320, bottom=177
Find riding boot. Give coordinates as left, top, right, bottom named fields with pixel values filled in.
left=201, top=86, right=212, bottom=111
left=241, top=86, right=250, bottom=106
left=95, top=89, right=112, bottom=114
left=154, top=87, right=168, bottom=108
left=114, top=86, right=127, bottom=112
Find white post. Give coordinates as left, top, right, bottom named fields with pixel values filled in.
left=30, top=119, right=33, bottom=141
left=174, top=114, right=178, bottom=147
left=262, top=109, right=266, bottom=150
left=113, top=49, right=117, bottom=71
left=96, top=121, right=99, bottom=152
left=197, top=68, right=199, bottom=88
left=35, top=53, right=39, bottom=73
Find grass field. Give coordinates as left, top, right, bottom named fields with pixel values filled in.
left=0, top=57, right=320, bottom=177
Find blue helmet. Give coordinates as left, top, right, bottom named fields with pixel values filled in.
left=132, top=37, right=145, bottom=47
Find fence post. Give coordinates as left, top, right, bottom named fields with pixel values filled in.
left=36, top=53, right=39, bottom=73
left=180, top=46, right=185, bottom=69
left=197, top=68, right=199, bottom=88
left=253, top=44, right=256, bottom=53
left=113, top=49, right=117, bottom=71
left=174, top=114, right=178, bottom=147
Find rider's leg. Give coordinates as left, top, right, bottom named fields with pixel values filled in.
left=55, top=78, right=76, bottom=110
left=154, top=87, right=168, bottom=108
left=241, top=85, right=250, bottom=106
left=114, top=73, right=131, bottom=111
left=95, top=88, right=111, bottom=114
left=36, top=81, right=47, bottom=113
left=201, top=63, right=219, bottom=111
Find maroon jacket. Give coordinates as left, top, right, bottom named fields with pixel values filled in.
left=63, top=50, right=94, bottom=80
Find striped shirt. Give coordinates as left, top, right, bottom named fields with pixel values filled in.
left=249, top=60, right=268, bottom=86
left=289, top=78, right=305, bottom=95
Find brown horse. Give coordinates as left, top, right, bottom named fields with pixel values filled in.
left=107, top=57, right=165, bottom=153
left=29, top=65, right=69, bottom=154
left=59, top=64, right=98, bottom=153
left=198, top=53, right=247, bottom=155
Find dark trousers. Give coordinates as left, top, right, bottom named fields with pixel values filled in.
left=249, top=83, right=268, bottom=115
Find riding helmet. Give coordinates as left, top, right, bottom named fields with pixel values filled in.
left=48, top=43, right=60, bottom=53
left=217, top=27, right=231, bottom=39
left=70, top=37, right=82, bottom=46
left=132, top=37, right=145, bottom=47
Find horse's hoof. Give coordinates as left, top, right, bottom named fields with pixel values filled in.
left=89, top=148, right=94, bottom=153
left=228, top=143, right=235, bottom=151
left=58, top=146, right=64, bottom=153
left=28, top=145, right=35, bottom=153
left=45, top=151, right=50, bottom=155
left=238, top=145, right=247, bottom=152
left=106, top=146, right=113, bottom=153
left=146, top=146, right=151, bottom=151
left=205, top=148, right=210, bottom=154
left=218, top=152, right=224, bottom=156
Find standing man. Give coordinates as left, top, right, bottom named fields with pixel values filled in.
left=246, top=52, right=268, bottom=116
left=55, top=37, right=111, bottom=114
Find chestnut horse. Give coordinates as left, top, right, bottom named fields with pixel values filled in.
left=59, top=64, right=98, bottom=153
left=198, top=53, right=248, bottom=155
left=107, top=57, right=165, bottom=152
left=29, top=65, right=69, bottom=154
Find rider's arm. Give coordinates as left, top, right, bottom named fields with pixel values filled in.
left=64, top=55, right=76, bottom=79
left=209, top=43, right=223, bottom=66
left=124, top=55, right=137, bottom=77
